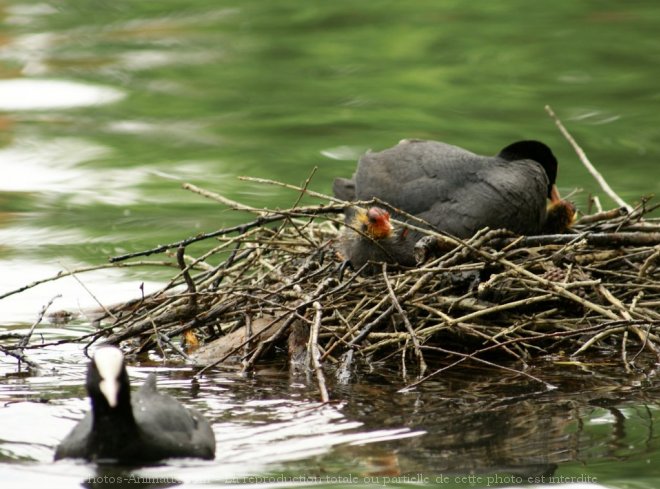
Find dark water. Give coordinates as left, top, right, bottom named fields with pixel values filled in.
left=2, top=336, right=660, bottom=488
left=1, top=1, right=660, bottom=487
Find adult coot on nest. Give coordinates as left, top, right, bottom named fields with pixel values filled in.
left=54, top=346, right=215, bottom=464
left=334, top=139, right=575, bottom=238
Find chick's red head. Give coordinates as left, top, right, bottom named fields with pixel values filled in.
left=355, top=207, right=393, bottom=239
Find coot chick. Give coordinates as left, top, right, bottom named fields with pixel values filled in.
left=544, top=199, right=577, bottom=234
left=338, top=206, right=417, bottom=272
left=54, top=346, right=215, bottom=464
left=334, top=139, right=575, bottom=237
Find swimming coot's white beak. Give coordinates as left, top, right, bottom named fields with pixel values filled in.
left=94, top=347, right=124, bottom=408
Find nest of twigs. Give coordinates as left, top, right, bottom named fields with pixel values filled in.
left=3, top=173, right=660, bottom=397
left=13, top=173, right=659, bottom=380
left=1, top=108, right=657, bottom=403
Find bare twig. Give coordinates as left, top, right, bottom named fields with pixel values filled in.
left=18, top=294, right=61, bottom=350
left=176, top=245, right=197, bottom=307
left=309, top=302, right=330, bottom=403
left=182, top=182, right=262, bottom=213
left=382, top=264, right=427, bottom=375
left=4, top=295, right=61, bottom=370
left=291, top=167, right=318, bottom=209
left=403, top=344, right=556, bottom=392
left=578, top=207, right=628, bottom=225
left=545, top=105, right=633, bottom=212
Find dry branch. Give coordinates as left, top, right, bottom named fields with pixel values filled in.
left=545, top=105, right=633, bottom=212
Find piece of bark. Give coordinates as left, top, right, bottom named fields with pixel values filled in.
left=191, top=315, right=285, bottom=365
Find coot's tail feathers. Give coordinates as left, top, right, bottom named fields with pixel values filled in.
left=134, top=372, right=216, bottom=460
left=333, top=177, right=356, bottom=201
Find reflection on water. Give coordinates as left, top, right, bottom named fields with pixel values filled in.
left=332, top=361, right=660, bottom=482
left=0, top=259, right=164, bottom=323
left=0, top=80, right=124, bottom=111
left=2, top=343, right=660, bottom=487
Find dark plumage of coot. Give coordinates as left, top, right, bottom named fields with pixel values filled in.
left=54, top=346, right=215, bottom=464
left=338, top=206, right=417, bottom=271
left=334, top=139, right=575, bottom=238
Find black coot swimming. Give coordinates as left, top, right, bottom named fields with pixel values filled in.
left=334, top=139, right=574, bottom=239
left=54, top=346, right=215, bottom=464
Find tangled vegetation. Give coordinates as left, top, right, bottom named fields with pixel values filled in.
left=2, top=108, right=659, bottom=401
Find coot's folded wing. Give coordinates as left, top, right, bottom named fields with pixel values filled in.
left=54, top=412, right=93, bottom=460
left=133, top=374, right=215, bottom=460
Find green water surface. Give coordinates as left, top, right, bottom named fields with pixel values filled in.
left=1, top=1, right=660, bottom=488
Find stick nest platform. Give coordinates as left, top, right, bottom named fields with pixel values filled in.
left=4, top=178, right=660, bottom=392
left=51, top=180, right=660, bottom=373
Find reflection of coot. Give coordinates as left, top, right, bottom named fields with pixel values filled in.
left=334, top=139, right=575, bottom=238
left=55, top=346, right=215, bottom=464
